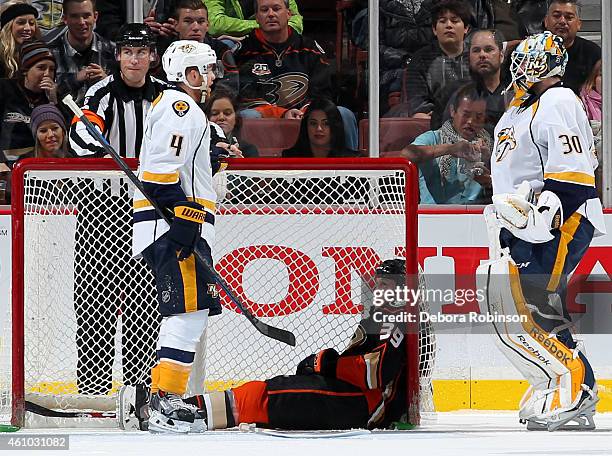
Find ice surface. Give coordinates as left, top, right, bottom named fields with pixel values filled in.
left=7, top=412, right=612, bottom=456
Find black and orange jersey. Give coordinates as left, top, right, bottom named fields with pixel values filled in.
left=234, top=28, right=333, bottom=112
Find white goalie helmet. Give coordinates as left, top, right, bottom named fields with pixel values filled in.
left=162, top=40, right=222, bottom=97
left=510, top=31, right=568, bottom=92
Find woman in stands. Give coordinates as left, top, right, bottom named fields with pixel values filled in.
left=205, top=88, right=259, bottom=157
left=30, top=103, right=68, bottom=158
left=580, top=59, right=602, bottom=122
left=0, top=40, right=58, bottom=163
left=282, top=98, right=359, bottom=158
left=0, top=1, right=40, bottom=78
left=580, top=59, right=602, bottom=196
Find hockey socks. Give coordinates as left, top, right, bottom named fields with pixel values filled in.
left=186, top=391, right=236, bottom=430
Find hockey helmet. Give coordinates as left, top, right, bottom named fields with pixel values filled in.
left=162, top=40, right=222, bottom=99
left=116, top=23, right=157, bottom=63
left=116, top=23, right=156, bottom=49
left=510, top=31, right=567, bottom=92
left=376, top=259, right=406, bottom=278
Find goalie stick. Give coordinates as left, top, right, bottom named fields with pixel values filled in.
left=62, top=95, right=296, bottom=347
left=25, top=401, right=116, bottom=419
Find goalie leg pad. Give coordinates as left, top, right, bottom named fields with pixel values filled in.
left=477, top=259, right=596, bottom=427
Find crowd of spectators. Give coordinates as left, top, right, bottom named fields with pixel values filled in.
left=0, top=0, right=605, bottom=207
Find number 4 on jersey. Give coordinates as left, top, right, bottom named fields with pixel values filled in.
left=171, top=134, right=184, bottom=156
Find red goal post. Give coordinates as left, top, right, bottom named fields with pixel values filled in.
left=6, top=157, right=425, bottom=428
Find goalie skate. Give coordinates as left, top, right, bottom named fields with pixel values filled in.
left=521, top=387, right=599, bottom=432
left=117, top=384, right=150, bottom=431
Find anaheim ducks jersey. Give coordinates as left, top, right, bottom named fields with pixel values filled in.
left=132, top=87, right=223, bottom=257
left=492, top=85, right=605, bottom=235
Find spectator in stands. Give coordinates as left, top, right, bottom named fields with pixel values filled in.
left=0, top=1, right=40, bottom=78
left=580, top=59, right=601, bottom=122
left=544, top=0, right=600, bottom=94
left=204, top=0, right=302, bottom=46
left=0, top=40, right=57, bottom=167
left=403, top=0, right=472, bottom=126
left=205, top=87, right=258, bottom=157
left=468, top=29, right=508, bottom=131
left=406, top=28, right=509, bottom=133
left=400, top=84, right=492, bottom=204
left=282, top=98, right=358, bottom=158
left=234, top=0, right=358, bottom=150
left=29, top=102, right=67, bottom=157
left=580, top=59, right=602, bottom=194
left=151, top=0, right=238, bottom=92
left=44, top=0, right=115, bottom=107
left=377, top=0, right=524, bottom=115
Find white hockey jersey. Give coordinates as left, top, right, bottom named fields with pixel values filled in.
left=492, top=86, right=605, bottom=236
left=132, top=88, right=223, bottom=257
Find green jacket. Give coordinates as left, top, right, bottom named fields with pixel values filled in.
left=205, top=0, right=303, bottom=37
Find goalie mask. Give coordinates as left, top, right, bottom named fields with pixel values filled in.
left=162, top=40, right=223, bottom=100
left=510, top=31, right=567, bottom=94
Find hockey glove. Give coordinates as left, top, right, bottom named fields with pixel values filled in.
left=166, top=201, right=206, bottom=261
left=296, top=348, right=339, bottom=376
left=493, top=189, right=563, bottom=244
left=210, top=144, right=231, bottom=175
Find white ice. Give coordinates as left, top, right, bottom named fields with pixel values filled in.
left=6, top=412, right=612, bottom=456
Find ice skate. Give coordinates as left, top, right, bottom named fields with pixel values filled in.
left=148, top=391, right=196, bottom=434
left=520, top=385, right=599, bottom=431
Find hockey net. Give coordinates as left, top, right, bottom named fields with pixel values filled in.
left=1, top=158, right=435, bottom=428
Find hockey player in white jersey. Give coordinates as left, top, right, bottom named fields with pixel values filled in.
left=132, top=40, right=227, bottom=433
left=480, top=32, right=605, bottom=431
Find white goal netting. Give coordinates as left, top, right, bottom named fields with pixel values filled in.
left=1, top=159, right=435, bottom=428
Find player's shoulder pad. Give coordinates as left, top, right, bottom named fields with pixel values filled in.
left=541, top=86, right=578, bottom=104
left=154, top=89, right=194, bottom=119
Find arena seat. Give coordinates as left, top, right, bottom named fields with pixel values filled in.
left=358, top=118, right=431, bottom=156
left=240, top=118, right=301, bottom=157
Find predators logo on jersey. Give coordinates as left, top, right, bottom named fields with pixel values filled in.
left=172, top=100, right=190, bottom=117
left=495, top=127, right=517, bottom=162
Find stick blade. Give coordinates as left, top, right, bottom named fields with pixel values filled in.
left=255, top=321, right=296, bottom=346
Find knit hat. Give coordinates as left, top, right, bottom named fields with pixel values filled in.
left=20, top=40, right=55, bottom=71
left=1, top=3, right=38, bottom=29
left=30, top=104, right=66, bottom=135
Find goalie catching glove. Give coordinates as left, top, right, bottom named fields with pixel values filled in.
left=296, top=348, right=339, bottom=376
left=493, top=182, right=563, bottom=244
left=166, top=201, right=205, bottom=261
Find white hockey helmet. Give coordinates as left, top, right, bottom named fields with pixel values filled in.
left=162, top=40, right=222, bottom=97
left=510, top=31, right=567, bottom=92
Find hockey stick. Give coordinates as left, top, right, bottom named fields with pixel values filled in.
left=63, top=95, right=296, bottom=346
left=25, top=401, right=116, bottom=419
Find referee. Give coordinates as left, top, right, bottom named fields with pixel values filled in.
left=69, top=23, right=169, bottom=394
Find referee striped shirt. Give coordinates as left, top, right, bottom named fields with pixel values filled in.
left=69, top=70, right=171, bottom=158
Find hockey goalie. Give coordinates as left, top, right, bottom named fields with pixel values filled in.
left=479, top=32, right=605, bottom=431
left=118, top=258, right=433, bottom=433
